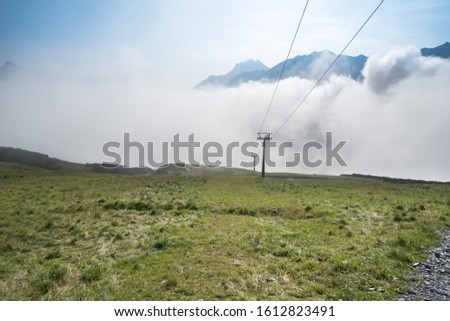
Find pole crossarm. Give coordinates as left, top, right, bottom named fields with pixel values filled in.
left=257, top=132, right=272, bottom=141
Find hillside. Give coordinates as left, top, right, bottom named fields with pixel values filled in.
left=0, top=147, right=88, bottom=172
left=0, top=146, right=255, bottom=177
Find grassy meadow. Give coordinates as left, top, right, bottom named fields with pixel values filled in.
left=1, top=161, right=449, bottom=300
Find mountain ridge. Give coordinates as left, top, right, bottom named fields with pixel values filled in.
left=421, top=42, right=450, bottom=59
left=195, top=59, right=268, bottom=88
left=196, top=42, right=450, bottom=88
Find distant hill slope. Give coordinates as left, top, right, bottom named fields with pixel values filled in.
left=0, top=146, right=255, bottom=177
left=0, top=147, right=87, bottom=171
left=0, top=147, right=154, bottom=175
left=341, top=173, right=449, bottom=185
left=196, top=42, right=449, bottom=88
left=2, top=147, right=448, bottom=182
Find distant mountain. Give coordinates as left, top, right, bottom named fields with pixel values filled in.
left=421, top=42, right=450, bottom=59
left=0, top=61, right=20, bottom=81
left=195, top=59, right=268, bottom=88
left=196, top=42, right=449, bottom=88
left=262, top=50, right=367, bottom=83
left=196, top=51, right=367, bottom=88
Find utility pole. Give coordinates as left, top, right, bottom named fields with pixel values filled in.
left=257, top=132, right=272, bottom=178
left=250, top=153, right=258, bottom=172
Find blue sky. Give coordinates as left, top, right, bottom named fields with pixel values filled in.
left=1, top=0, right=449, bottom=86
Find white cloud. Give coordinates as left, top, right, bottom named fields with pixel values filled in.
left=364, top=47, right=444, bottom=94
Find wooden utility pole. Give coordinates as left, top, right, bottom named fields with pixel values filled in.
left=257, top=132, right=272, bottom=178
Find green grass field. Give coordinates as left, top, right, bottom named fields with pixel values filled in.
left=1, top=161, right=449, bottom=300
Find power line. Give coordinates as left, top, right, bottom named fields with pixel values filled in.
left=273, top=0, right=384, bottom=137
left=259, top=0, right=309, bottom=133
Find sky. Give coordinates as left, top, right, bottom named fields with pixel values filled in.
left=1, top=0, right=450, bottom=181
left=1, top=0, right=450, bottom=86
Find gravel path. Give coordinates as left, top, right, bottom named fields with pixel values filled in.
left=399, top=228, right=450, bottom=301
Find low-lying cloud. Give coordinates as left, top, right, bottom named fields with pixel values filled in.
left=0, top=47, right=449, bottom=181
left=365, top=47, right=445, bottom=94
